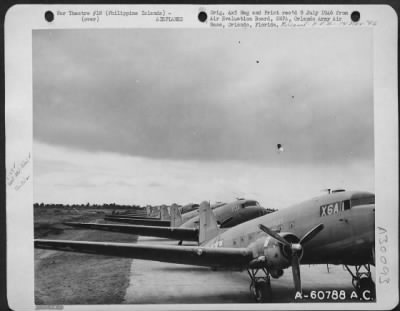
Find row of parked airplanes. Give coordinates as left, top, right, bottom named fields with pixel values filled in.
left=35, top=189, right=375, bottom=302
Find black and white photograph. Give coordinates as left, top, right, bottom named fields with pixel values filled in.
left=4, top=4, right=398, bottom=310
left=32, top=26, right=377, bottom=304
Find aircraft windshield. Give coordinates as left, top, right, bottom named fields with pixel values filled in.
left=241, top=200, right=260, bottom=208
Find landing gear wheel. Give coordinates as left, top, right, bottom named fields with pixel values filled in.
left=357, top=277, right=375, bottom=301
left=344, top=264, right=375, bottom=301
left=254, top=279, right=272, bottom=303
left=250, top=283, right=256, bottom=298
left=248, top=268, right=272, bottom=303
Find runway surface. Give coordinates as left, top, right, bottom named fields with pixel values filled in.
left=123, top=236, right=376, bottom=304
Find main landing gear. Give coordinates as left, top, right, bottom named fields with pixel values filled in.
left=344, top=264, right=375, bottom=300
left=247, top=268, right=272, bottom=302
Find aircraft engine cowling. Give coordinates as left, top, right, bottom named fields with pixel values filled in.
left=251, top=232, right=303, bottom=271
left=265, top=232, right=303, bottom=270
left=270, top=268, right=284, bottom=279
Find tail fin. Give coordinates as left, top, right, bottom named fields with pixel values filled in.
left=160, top=206, right=170, bottom=221
left=170, top=205, right=183, bottom=227
left=199, top=201, right=219, bottom=244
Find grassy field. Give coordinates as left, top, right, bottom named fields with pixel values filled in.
left=34, top=208, right=138, bottom=305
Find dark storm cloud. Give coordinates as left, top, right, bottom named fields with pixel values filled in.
left=33, top=28, right=373, bottom=165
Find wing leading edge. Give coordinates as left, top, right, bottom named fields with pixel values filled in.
left=63, top=222, right=198, bottom=241
left=104, top=217, right=171, bottom=227
left=34, top=239, right=253, bottom=269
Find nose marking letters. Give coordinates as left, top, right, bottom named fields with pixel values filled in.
left=320, top=202, right=343, bottom=216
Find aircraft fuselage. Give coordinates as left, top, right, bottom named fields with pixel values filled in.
left=205, top=191, right=375, bottom=266
left=182, top=199, right=270, bottom=229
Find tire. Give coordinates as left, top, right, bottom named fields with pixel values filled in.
left=254, top=280, right=272, bottom=303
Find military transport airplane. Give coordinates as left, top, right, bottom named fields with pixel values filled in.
left=35, top=190, right=375, bottom=302
left=63, top=199, right=272, bottom=243
left=104, top=202, right=226, bottom=226
left=116, top=203, right=198, bottom=219
left=104, top=203, right=212, bottom=227
left=179, top=203, right=201, bottom=214
left=104, top=205, right=172, bottom=226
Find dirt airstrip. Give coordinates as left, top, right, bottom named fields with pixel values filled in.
left=34, top=207, right=137, bottom=305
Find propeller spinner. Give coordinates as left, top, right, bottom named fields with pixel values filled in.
left=258, top=223, right=324, bottom=294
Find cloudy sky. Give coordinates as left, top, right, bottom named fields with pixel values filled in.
left=33, top=28, right=374, bottom=208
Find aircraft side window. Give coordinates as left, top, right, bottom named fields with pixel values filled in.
left=351, top=196, right=375, bottom=207
left=242, top=201, right=258, bottom=208
left=343, top=200, right=351, bottom=210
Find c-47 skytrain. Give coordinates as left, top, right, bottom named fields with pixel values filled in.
left=62, top=198, right=272, bottom=244
left=35, top=190, right=375, bottom=302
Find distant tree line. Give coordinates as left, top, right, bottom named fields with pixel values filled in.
left=33, top=203, right=145, bottom=210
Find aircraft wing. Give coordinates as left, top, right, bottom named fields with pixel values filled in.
left=104, top=217, right=171, bottom=227
left=34, top=240, right=254, bottom=269
left=63, top=222, right=198, bottom=241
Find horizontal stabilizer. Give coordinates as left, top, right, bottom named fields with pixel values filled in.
left=63, top=222, right=198, bottom=241
left=35, top=239, right=253, bottom=269
left=104, top=216, right=170, bottom=227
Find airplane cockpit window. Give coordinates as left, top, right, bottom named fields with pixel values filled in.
left=351, top=196, right=375, bottom=207
left=343, top=200, right=351, bottom=210
left=241, top=200, right=260, bottom=208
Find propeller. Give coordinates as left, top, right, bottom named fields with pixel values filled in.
left=299, top=224, right=324, bottom=245
left=259, top=224, right=290, bottom=246
left=258, top=223, right=324, bottom=294
left=291, top=252, right=301, bottom=292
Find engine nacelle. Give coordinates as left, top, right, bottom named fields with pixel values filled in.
left=250, top=232, right=302, bottom=271
left=270, top=269, right=284, bottom=279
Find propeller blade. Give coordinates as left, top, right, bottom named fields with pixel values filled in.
left=259, top=224, right=290, bottom=246
left=299, top=223, right=324, bottom=245
left=291, top=253, right=302, bottom=294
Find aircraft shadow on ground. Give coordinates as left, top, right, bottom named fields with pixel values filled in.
left=154, top=266, right=211, bottom=272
